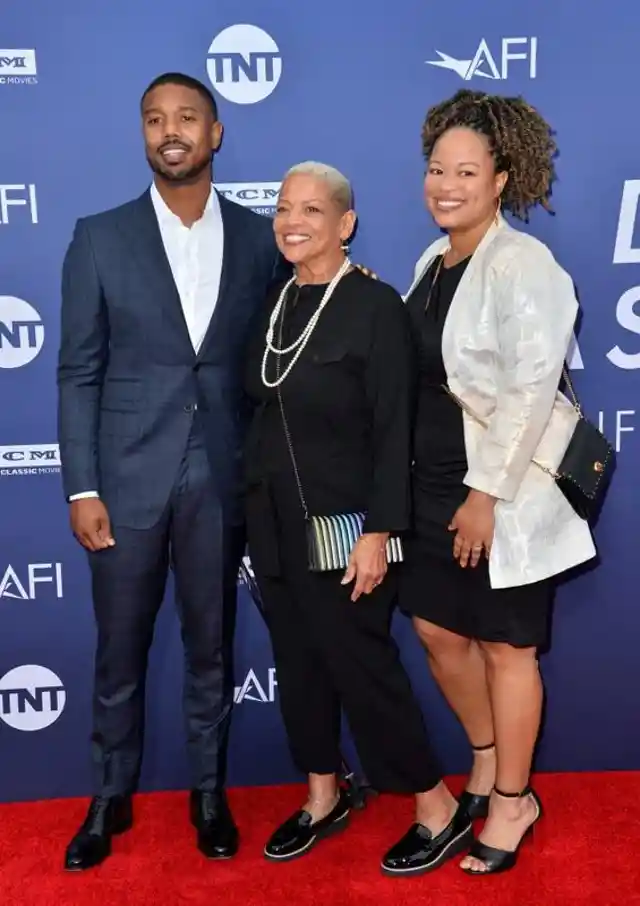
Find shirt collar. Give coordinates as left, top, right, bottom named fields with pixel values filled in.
left=150, top=180, right=220, bottom=226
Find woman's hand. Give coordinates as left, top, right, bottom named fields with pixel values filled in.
left=448, top=490, right=496, bottom=568
left=341, top=532, right=389, bottom=601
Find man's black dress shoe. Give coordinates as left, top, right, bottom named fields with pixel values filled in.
left=264, top=789, right=350, bottom=862
left=190, top=790, right=239, bottom=859
left=381, top=805, right=473, bottom=876
left=64, top=794, right=133, bottom=871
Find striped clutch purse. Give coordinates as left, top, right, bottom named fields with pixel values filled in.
left=273, top=290, right=403, bottom=574
left=306, top=512, right=404, bottom=573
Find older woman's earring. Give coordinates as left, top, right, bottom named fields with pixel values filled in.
left=341, top=241, right=350, bottom=254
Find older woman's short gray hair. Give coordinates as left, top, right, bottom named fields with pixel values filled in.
left=282, top=161, right=353, bottom=213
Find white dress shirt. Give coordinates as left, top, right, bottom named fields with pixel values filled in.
left=69, top=182, right=224, bottom=502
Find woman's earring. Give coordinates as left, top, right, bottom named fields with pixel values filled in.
left=494, top=197, right=502, bottom=225
left=341, top=241, right=350, bottom=254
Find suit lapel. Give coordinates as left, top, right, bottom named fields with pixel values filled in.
left=195, top=192, right=242, bottom=360
left=119, top=189, right=193, bottom=353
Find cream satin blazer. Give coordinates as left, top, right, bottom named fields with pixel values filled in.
left=405, top=216, right=596, bottom=589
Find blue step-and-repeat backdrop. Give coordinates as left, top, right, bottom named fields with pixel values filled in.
left=1, top=0, right=639, bottom=802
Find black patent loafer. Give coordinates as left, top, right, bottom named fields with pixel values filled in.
left=190, top=790, right=239, bottom=859
left=457, top=790, right=490, bottom=821
left=264, top=789, right=350, bottom=861
left=381, top=807, right=473, bottom=876
left=64, top=794, right=133, bottom=871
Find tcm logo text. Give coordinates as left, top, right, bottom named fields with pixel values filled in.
left=0, top=49, right=37, bottom=85
left=0, top=184, right=38, bottom=225
left=207, top=25, right=282, bottom=104
left=427, top=37, right=537, bottom=81
left=0, top=563, right=64, bottom=600
left=0, top=665, right=66, bottom=731
left=216, top=182, right=280, bottom=217
left=234, top=668, right=277, bottom=703
left=0, top=444, right=60, bottom=476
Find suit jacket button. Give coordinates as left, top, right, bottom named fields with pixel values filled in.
left=184, top=404, right=196, bottom=413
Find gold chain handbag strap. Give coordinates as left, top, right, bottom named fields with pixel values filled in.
left=421, top=251, right=581, bottom=481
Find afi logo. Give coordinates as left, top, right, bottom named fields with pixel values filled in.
left=234, top=668, right=277, bottom=703
left=0, top=49, right=37, bottom=76
left=216, top=182, right=280, bottom=216
left=0, top=296, right=44, bottom=368
left=0, top=184, right=38, bottom=225
left=0, top=563, right=64, bottom=600
left=207, top=25, right=282, bottom=105
left=0, top=665, right=66, bottom=731
left=426, top=37, right=538, bottom=81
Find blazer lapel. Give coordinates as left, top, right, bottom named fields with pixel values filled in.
left=195, top=192, right=243, bottom=360
left=441, top=216, right=509, bottom=377
left=118, top=189, right=193, bottom=353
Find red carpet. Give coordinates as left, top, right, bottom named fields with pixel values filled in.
left=1, top=773, right=638, bottom=906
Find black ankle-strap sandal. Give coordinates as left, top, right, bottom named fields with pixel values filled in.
left=456, top=743, right=495, bottom=822
left=461, top=785, right=543, bottom=876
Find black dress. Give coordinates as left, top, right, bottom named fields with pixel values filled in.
left=398, top=255, right=551, bottom=648
left=243, top=269, right=442, bottom=792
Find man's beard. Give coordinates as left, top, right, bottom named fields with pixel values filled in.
left=147, top=152, right=212, bottom=184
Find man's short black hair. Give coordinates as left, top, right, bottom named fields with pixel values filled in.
left=141, top=72, right=219, bottom=120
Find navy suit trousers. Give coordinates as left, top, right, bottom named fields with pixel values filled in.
left=87, top=417, right=244, bottom=796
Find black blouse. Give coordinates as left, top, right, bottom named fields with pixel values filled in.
left=243, top=269, right=416, bottom=534
left=405, top=255, right=472, bottom=557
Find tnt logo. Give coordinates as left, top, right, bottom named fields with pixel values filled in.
left=0, top=296, right=44, bottom=368
left=426, top=38, right=537, bottom=81
left=207, top=24, right=282, bottom=105
left=0, top=665, right=66, bottom=731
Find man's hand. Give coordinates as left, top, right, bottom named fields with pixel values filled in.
left=354, top=263, right=379, bottom=280
left=70, top=498, right=115, bottom=552
left=341, top=532, right=389, bottom=601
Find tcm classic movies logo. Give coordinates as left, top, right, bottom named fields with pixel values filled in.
left=216, top=182, right=280, bottom=217
left=0, top=49, right=38, bottom=86
left=0, top=444, right=60, bottom=477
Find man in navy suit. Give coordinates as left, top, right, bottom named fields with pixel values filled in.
left=57, top=72, right=289, bottom=870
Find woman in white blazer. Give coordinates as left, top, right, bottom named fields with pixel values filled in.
left=388, top=90, right=596, bottom=877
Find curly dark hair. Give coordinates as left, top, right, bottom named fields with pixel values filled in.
left=421, top=89, right=557, bottom=221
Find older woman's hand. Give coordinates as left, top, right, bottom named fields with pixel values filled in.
left=449, top=490, right=496, bottom=568
left=341, top=533, right=389, bottom=601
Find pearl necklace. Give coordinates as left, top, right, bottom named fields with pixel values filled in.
left=261, top=257, right=352, bottom=389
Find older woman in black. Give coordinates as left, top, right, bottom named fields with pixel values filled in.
left=243, top=161, right=469, bottom=873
